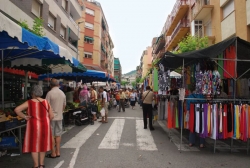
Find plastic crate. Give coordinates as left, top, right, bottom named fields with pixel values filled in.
left=0, top=122, right=5, bottom=131
left=5, top=119, right=18, bottom=130
left=17, top=119, right=26, bottom=126
left=0, top=136, right=18, bottom=147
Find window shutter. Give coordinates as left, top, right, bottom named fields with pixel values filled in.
left=85, top=22, right=94, bottom=29
left=31, top=0, right=41, bottom=17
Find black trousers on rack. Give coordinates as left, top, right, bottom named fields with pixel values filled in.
left=142, top=103, right=153, bottom=128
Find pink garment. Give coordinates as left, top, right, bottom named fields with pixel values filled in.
left=79, top=86, right=89, bottom=103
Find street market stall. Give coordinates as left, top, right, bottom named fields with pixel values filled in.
left=156, top=36, right=250, bottom=153
left=0, top=12, right=86, bottom=154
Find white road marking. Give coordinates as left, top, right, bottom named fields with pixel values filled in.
left=121, top=143, right=135, bottom=147
left=54, top=160, right=64, bottom=168
left=136, top=120, right=158, bottom=151
left=69, top=148, right=79, bottom=168
left=61, top=122, right=102, bottom=168
left=62, top=122, right=102, bottom=148
left=98, top=119, right=125, bottom=149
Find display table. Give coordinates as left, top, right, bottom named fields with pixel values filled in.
left=0, top=124, right=26, bottom=155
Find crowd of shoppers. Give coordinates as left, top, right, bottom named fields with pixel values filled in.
left=14, top=81, right=154, bottom=167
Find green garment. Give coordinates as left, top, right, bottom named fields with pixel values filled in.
left=153, top=68, right=159, bottom=92
left=218, top=53, right=224, bottom=79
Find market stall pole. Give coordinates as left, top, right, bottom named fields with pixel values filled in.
left=1, top=49, right=3, bottom=110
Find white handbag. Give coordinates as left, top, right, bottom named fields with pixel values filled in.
left=100, top=108, right=105, bottom=117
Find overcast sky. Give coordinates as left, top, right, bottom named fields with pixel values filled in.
left=97, top=0, right=176, bottom=74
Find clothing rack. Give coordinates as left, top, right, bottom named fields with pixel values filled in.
left=184, top=97, right=250, bottom=153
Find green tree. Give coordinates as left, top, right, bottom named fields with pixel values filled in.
left=131, top=81, right=136, bottom=88
left=19, top=20, right=29, bottom=30
left=31, top=17, right=45, bottom=36
left=173, top=34, right=209, bottom=54
left=19, top=18, right=45, bottom=37
left=136, top=77, right=141, bottom=84
left=121, top=81, right=129, bottom=86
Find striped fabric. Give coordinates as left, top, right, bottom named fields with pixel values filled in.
left=23, top=100, right=52, bottom=153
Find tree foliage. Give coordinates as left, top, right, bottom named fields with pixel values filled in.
left=19, top=18, right=45, bottom=37
left=121, top=81, right=129, bottom=86
left=173, top=34, right=209, bottom=54
left=131, top=81, right=136, bottom=88
left=136, top=77, right=141, bottom=84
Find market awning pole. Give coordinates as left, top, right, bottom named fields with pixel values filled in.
left=1, top=49, right=4, bottom=110
left=24, top=70, right=28, bottom=99
left=180, top=58, right=184, bottom=152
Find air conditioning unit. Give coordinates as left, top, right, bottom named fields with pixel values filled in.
left=48, top=23, right=53, bottom=29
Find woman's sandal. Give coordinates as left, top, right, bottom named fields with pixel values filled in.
left=39, top=165, right=45, bottom=168
left=45, top=153, right=56, bottom=158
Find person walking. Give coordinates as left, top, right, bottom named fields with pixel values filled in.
left=45, top=78, right=66, bottom=159
left=118, top=89, right=126, bottom=112
left=130, top=89, right=137, bottom=110
left=142, top=86, right=155, bottom=130
left=14, top=85, right=54, bottom=168
left=90, top=85, right=98, bottom=121
left=99, top=86, right=108, bottom=123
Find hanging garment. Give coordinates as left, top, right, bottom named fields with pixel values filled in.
left=200, top=103, right=208, bottom=138
left=189, top=103, right=195, bottom=133
left=153, top=68, right=159, bottom=92
left=218, top=103, right=223, bottom=139
left=222, top=104, right=228, bottom=139
left=207, top=104, right=211, bottom=136
left=227, top=103, right=233, bottom=138
left=211, top=104, right=217, bottom=139
left=218, top=53, right=224, bottom=78
left=235, top=105, right=240, bottom=139
left=167, top=101, right=172, bottom=129
left=195, top=104, right=200, bottom=133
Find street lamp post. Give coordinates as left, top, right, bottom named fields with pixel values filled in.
left=77, top=21, right=84, bottom=60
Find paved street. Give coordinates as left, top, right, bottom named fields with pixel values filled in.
left=1, top=105, right=250, bottom=168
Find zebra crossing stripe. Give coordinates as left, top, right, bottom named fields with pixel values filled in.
left=98, top=119, right=125, bottom=149
left=136, top=120, right=158, bottom=151
left=62, top=122, right=102, bottom=149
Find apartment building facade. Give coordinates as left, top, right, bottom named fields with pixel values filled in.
left=114, top=57, right=122, bottom=83
left=0, top=0, right=84, bottom=59
left=78, top=0, right=114, bottom=74
left=140, top=47, right=153, bottom=79
left=162, top=0, right=250, bottom=53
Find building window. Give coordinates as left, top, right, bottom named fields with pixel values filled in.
left=31, top=0, right=42, bottom=17
left=84, top=52, right=93, bottom=58
left=48, top=12, right=56, bottom=30
left=60, top=25, right=66, bottom=39
left=62, top=0, right=68, bottom=12
left=84, top=36, right=94, bottom=44
left=194, top=20, right=203, bottom=37
left=86, top=8, right=95, bottom=16
left=222, top=0, right=234, bottom=19
left=85, top=22, right=94, bottom=29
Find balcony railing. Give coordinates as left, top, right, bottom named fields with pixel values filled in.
left=172, top=19, right=190, bottom=39
left=69, top=16, right=80, bottom=31
left=165, top=19, right=190, bottom=48
left=68, top=42, right=77, bottom=52
left=192, top=0, right=212, bottom=19
left=165, top=0, right=189, bottom=33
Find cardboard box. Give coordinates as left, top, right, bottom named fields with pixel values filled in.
left=0, top=114, right=6, bottom=122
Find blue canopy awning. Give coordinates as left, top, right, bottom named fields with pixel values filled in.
left=0, top=12, right=86, bottom=73
left=38, top=70, right=107, bottom=82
